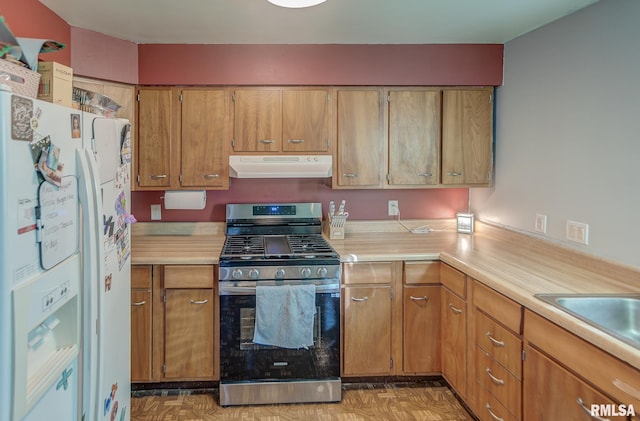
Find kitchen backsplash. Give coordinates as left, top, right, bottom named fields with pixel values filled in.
left=131, top=178, right=468, bottom=222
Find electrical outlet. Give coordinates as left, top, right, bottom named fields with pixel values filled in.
left=535, top=214, right=547, bottom=234
left=566, top=220, right=588, bottom=245
left=388, top=200, right=399, bottom=216
left=151, top=204, right=162, bottom=220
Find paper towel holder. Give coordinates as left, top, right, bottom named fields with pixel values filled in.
left=162, top=190, right=207, bottom=210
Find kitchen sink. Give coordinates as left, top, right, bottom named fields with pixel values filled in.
left=534, top=293, right=640, bottom=349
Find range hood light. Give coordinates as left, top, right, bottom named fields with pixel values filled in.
left=267, top=0, right=326, bottom=8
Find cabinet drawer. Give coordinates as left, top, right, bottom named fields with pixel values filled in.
left=404, top=261, right=440, bottom=285
left=441, top=263, right=466, bottom=298
left=164, top=265, right=214, bottom=289
left=132, top=265, right=152, bottom=289
left=343, top=262, right=393, bottom=285
left=524, top=309, right=640, bottom=410
left=476, top=311, right=522, bottom=377
left=476, top=385, right=519, bottom=421
left=474, top=281, right=521, bottom=334
left=476, top=347, right=521, bottom=418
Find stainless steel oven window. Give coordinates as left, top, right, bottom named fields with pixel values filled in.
left=239, top=306, right=322, bottom=351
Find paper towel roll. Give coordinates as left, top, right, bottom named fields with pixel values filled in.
left=163, top=190, right=207, bottom=210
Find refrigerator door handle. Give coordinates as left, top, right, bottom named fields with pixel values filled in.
left=76, top=147, right=103, bottom=421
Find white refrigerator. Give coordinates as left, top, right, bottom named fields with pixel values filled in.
left=0, top=90, right=131, bottom=421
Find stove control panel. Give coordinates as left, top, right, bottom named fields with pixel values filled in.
left=220, top=265, right=340, bottom=281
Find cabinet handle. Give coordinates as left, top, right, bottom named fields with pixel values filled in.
left=409, top=295, right=429, bottom=301
left=351, top=296, right=368, bottom=302
left=150, top=174, right=167, bottom=179
left=131, top=300, right=146, bottom=306
left=485, top=367, right=505, bottom=385
left=203, top=174, right=219, bottom=179
left=485, top=403, right=504, bottom=421
left=613, top=378, right=640, bottom=400
left=417, top=173, right=433, bottom=177
left=287, top=139, right=305, bottom=144
left=258, top=139, right=275, bottom=144
left=448, top=302, right=463, bottom=314
left=447, top=172, right=463, bottom=177
left=343, top=173, right=358, bottom=178
left=486, top=331, right=505, bottom=347
left=577, top=397, right=611, bottom=421
left=189, top=299, right=209, bottom=305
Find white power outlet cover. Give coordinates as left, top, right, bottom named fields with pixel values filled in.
left=151, top=204, right=162, bottom=220
left=535, top=214, right=547, bottom=234
left=388, top=200, right=399, bottom=216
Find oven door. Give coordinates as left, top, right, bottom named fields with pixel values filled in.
left=219, top=279, right=340, bottom=382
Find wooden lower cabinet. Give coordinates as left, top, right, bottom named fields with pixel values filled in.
left=131, top=265, right=153, bottom=381
left=163, top=288, right=215, bottom=379
left=523, top=344, right=627, bottom=421
left=403, top=284, right=440, bottom=374
left=441, top=287, right=467, bottom=397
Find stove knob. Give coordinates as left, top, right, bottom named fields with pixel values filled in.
left=275, top=269, right=286, bottom=279
left=248, top=269, right=260, bottom=279
left=316, top=267, right=328, bottom=278
left=300, top=267, right=312, bottom=278
left=232, top=269, right=243, bottom=280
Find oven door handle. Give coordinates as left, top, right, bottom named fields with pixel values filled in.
left=219, top=283, right=340, bottom=295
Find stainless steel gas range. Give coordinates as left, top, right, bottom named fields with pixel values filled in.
left=218, top=203, right=341, bottom=406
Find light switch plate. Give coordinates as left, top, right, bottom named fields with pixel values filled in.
left=535, top=214, right=547, bottom=234
left=566, top=220, right=588, bottom=245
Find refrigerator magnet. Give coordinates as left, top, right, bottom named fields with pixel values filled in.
left=37, top=142, right=64, bottom=186
left=10, top=95, right=33, bottom=141
left=71, top=114, right=81, bottom=139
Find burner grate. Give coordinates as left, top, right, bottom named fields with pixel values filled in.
left=287, top=234, right=334, bottom=255
left=221, top=235, right=265, bottom=257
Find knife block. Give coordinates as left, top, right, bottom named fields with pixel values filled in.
left=324, top=214, right=346, bottom=240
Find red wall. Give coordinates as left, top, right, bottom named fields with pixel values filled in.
left=1, top=0, right=71, bottom=65
left=138, top=43, right=503, bottom=86
left=131, top=179, right=469, bottom=222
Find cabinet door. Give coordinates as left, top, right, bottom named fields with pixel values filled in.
left=523, top=344, right=627, bottom=421
left=164, top=288, right=215, bottom=379
left=388, top=89, right=441, bottom=185
left=441, top=287, right=467, bottom=397
left=137, top=88, right=174, bottom=188
left=233, top=89, right=282, bottom=152
left=180, top=89, right=228, bottom=188
left=442, top=88, right=493, bottom=185
left=131, top=289, right=152, bottom=381
left=343, top=286, right=392, bottom=376
left=335, top=89, right=383, bottom=187
left=282, top=89, right=329, bottom=152
left=403, top=285, right=440, bottom=374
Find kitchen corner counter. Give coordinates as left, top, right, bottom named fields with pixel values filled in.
left=130, top=219, right=640, bottom=369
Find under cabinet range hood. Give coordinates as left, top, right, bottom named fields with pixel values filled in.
left=229, top=155, right=332, bottom=178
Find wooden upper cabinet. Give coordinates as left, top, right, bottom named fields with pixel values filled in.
left=232, top=89, right=282, bottom=152
left=136, top=88, right=174, bottom=188
left=282, top=89, right=329, bottom=152
left=442, top=88, right=494, bottom=185
left=232, top=88, right=329, bottom=153
left=180, top=89, right=228, bottom=188
left=334, top=89, right=383, bottom=188
left=388, top=89, right=441, bottom=186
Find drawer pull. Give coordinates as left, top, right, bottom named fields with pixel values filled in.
left=486, top=332, right=505, bottom=347
left=351, top=296, right=369, bottom=302
left=258, top=139, right=275, bottom=144
left=343, top=173, right=358, bottom=178
left=577, top=397, right=611, bottom=421
left=131, top=300, right=146, bottom=306
left=203, top=174, right=219, bottom=179
left=485, top=403, right=504, bottom=421
left=287, top=138, right=305, bottom=144
left=189, top=299, right=209, bottom=305
left=485, top=367, right=505, bottom=385
left=613, top=378, right=640, bottom=400
left=417, top=173, right=433, bottom=177
left=448, top=303, right=463, bottom=314
left=409, top=295, right=429, bottom=301
left=150, top=174, right=167, bottom=179
left=447, top=171, right=463, bottom=177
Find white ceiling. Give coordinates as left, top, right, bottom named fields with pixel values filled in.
left=39, top=0, right=598, bottom=45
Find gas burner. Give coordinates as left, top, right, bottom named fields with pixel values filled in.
left=221, top=235, right=264, bottom=258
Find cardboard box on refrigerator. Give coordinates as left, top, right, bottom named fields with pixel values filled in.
left=37, top=62, right=73, bottom=107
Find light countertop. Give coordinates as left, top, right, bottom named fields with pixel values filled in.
left=131, top=219, right=640, bottom=369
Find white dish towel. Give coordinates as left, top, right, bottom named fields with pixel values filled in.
left=253, top=284, right=316, bottom=349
